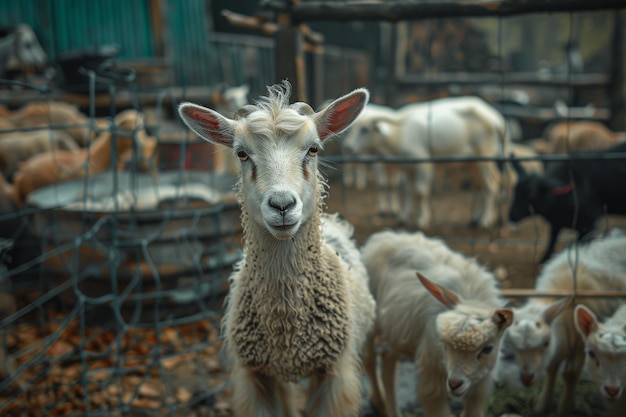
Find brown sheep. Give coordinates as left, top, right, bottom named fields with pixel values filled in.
left=543, top=120, right=626, bottom=154
left=0, top=130, right=79, bottom=177
left=0, top=104, right=12, bottom=118
left=12, top=110, right=154, bottom=207
left=9, top=101, right=91, bottom=146
left=0, top=117, right=16, bottom=140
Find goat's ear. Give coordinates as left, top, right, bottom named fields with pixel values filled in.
left=509, top=153, right=527, bottom=178
left=178, top=102, right=236, bottom=147
left=492, top=309, right=514, bottom=330
left=574, top=304, right=598, bottom=340
left=373, top=120, right=392, bottom=137
left=314, top=88, right=369, bottom=142
left=543, top=296, right=573, bottom=324
left=417, top=272, right=461, bottom=309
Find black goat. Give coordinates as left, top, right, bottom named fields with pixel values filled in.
left=509, top=140, right=626, bottom=263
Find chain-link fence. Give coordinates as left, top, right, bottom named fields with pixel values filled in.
left=2, top=2, right=626, bottom=417
left=0, top=69, right=245, bottom=416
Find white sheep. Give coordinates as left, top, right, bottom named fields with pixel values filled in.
left=361, top=230, right=513, bottom=417
left=178, top=81, right=376, bottom=417
left=574, top=303, right=626, bottom=417
left=343, top=96, right=510, bottom=229
left=543, top=120, right=626, bottom=155
left=502, top=229, right=626, bottom=415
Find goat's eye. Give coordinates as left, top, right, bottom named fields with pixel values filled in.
left=481, top=344, right=494, bottom=356
left=543, top=340, right=550, bottom=348
left=308, top=146, right=318, bottom=156
left=237, top=150, right=249, bottom=161
left=587, top=349, right=597, bottom=360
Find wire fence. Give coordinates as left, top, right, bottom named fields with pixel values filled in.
left=0, top=69, right=243, bottom=416
left=2, top=78, right=626, bottom=417
left=1, top=4, right=626, bottom=417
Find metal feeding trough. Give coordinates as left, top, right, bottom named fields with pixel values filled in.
left=26, top=170, right=242, bottom=322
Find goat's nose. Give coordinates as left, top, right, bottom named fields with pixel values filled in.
left=448, top=379, right=463, bottom=391
left=268, top=193, right=296, bottom=213
left=521, top=371, right=535, bottom=387
left=604, top=385, right=620, bottom=398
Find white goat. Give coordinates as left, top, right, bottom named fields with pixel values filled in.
left=502, top=230, right=626, bottom=415
left=361, top=230, right=512, bottom=417
left=575, top=303, right=626, bottom=416
left=341, top=103, right=409, bottom=214
left=178, top=81, right=376, bottom=417
left=344, top=96, right=510, bottom=228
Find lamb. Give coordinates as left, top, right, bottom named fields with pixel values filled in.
left=0, top=129, right=79, bottom=178
left=9, top=101, right=91, bottom=146
left=342, top=96, right=510, bottom=228
left=502, top=230, right=626, bottom=415
left=361, top=230, right=513, bottom=417
left=12, top=109, right=153, bottom=206
left=574, top=303, right=626, bottom=416
left=543, top=120, right=626, bottom=155
left=509, top=140, right=626, bottom=263
left=177, top=81, right=376, bottom=417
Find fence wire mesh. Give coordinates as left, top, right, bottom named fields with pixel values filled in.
left=0, top=70, right=243, bottom=416
left=0, top=4, right=625, bottom=417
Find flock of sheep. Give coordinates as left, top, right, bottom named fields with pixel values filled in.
left=177, top=81, right=626, bottom=417
left=0, top=80, right=624, bottom=416
left=0, top=83, right=252, bottom=213
left=0, top=101, right=157, bottom=209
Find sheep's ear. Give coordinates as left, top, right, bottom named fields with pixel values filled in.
left=178, top=102, right=236, bottom=147
left=510, top=153, right=527, bottom=178
left=543, top=297, right=573, bottom=324
left=492, top=309, right=514, bottom=330
left=574, top=304, right=598, bottom=340
left=417, top=272, right=461, bottom=309
left=314, top=88, right=369, bottom=142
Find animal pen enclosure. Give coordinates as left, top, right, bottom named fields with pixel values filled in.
left=0, top=1, right=626, bottom=417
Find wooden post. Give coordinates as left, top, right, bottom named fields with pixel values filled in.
left=609, top=10, right=626, bottom=131
left=275, top=14, right=307, bottom=102
left=275, top=26, right=307, bottom=102
left=385, top=22, right=399, bottom=106
left=311, top=48, right=325, bottom=107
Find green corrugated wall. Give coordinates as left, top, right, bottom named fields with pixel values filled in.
left=0, top=0, right=155, bottom=60
left=166, top=0, right=216, bottom=86
left=0, top=0, right=275, bottom=87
